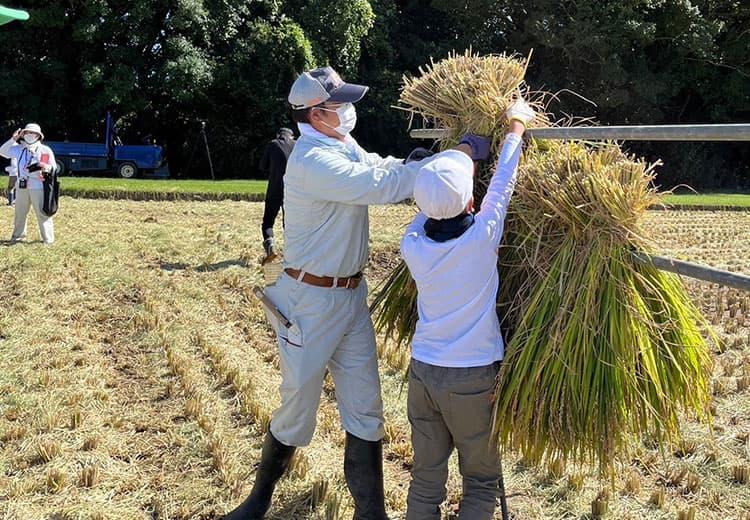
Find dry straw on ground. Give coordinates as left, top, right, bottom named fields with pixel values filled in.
left=0, top=200, right=748, bottom=517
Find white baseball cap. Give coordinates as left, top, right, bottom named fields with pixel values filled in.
left=414, top=150, right=475, bottom=220
left=22, top=123, right=44, bottom=139
left=288, top=66, right=369, bottom=110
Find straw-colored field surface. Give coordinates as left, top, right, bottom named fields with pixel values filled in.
left=0, top=199, right=748, bottom=519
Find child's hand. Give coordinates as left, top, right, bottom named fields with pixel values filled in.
left=505, top=98, right=535, bottom=128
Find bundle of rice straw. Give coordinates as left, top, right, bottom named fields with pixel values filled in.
left=371, top=51, right=712, bottom=473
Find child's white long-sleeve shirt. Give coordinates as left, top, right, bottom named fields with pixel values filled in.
left=400, top=133, right=523, bottom=368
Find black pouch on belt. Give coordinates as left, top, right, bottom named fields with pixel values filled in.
left=18, top=179, right=27, bottom=189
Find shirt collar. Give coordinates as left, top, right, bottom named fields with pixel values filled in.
left=297, top=122, right=329, bottom=141
left=22, top=141, right=42, bottom=152
left=297, top=123, right=358, bottom=150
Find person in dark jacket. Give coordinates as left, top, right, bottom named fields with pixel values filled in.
left=260, top=127, right=295, bottom=263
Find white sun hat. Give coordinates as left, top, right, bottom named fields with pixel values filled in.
left=22, top=123, right=44, bottom=139
left=414, top=150, right=475, bottom=220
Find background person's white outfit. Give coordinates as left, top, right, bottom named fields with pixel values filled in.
left=0, top=139, right=56, bottom=244
left=264, top=122, right=436, bottom=447
left=6, top=157, right=17, bottom=205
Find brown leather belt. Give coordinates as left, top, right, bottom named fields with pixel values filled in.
left=285, top=268, right=362, bottom=289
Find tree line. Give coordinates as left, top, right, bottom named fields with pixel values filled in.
left=1, top=0, right=748, bottom=189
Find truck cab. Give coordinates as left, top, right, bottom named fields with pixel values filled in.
left=47, top=113, right=169, bottom=178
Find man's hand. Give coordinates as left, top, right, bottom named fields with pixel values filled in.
left=261, top=238, right=278, bottom=265
left=12, top=129, right=23, bottom=142
left=458, top=134, right=492, bottom=161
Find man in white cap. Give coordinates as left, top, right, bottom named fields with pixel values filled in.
left=0, top=123, right=58, bottom=244
left=224, top=67, right=490, bottom=520
left=400, top=98, right=534, bottom=520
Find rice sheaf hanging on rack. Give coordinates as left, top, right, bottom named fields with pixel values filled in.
left=370, top=51, right=713, bottom=474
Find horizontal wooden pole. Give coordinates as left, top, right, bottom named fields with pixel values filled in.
left=632, top=252, right=750, bottom=292
left=410, top=124, right=750, bottom=141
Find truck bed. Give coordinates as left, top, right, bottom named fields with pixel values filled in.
left=47, top=141, right=108, bottom=158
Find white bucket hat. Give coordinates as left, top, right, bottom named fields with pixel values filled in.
left=22, top=123, right=44, bottom=140
left=414, top=150, right=475, bottom=220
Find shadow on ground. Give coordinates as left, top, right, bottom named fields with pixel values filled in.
left=160, top=259, right=249, bottom=272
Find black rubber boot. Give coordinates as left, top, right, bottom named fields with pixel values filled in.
left=344, top=432, right=389, bottom=520
left=222, top=431, right=296, bottom=520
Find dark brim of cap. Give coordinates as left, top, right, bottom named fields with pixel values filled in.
left=327, top=82, right=369, bottom=104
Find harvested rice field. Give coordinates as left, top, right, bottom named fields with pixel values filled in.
left=0, top=198, right=748, bottom=519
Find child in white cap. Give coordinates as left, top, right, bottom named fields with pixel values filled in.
left=401, top=97, right=535, bottom=520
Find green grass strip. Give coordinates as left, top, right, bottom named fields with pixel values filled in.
left=661, top=193, right=750, bottom=209
left=2, top=177, right=268, bottom=202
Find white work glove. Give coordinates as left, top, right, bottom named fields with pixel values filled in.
left=505, top=98, right=535, bottom=127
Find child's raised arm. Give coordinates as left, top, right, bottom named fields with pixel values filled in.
left=475, top=98, right=535, bottom=246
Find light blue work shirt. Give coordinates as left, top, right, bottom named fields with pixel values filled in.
left=283, top=123, right=432, bottom=278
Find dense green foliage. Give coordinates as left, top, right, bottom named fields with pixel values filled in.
left=0, top=1, right=748, bottom=188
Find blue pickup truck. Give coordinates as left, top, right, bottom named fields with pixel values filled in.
left=47, top=113, right=169, bottom=178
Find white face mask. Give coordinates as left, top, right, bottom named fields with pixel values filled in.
left=319, top=103, right=357, bottom=136
left=23, top=134, right=40, bottom=145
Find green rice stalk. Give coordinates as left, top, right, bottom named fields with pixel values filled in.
left=369, top=261, right=418, bottom=348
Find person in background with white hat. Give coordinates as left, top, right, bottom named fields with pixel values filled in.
left=400, top=97, right=535, bottom=520
left=5, top=157, right=17, bottom=206
left=223, top=66, right=481, bottom=520
left=0, top=123, right=58, bottom=244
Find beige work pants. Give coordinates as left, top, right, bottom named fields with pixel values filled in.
left=262, top=272, right=385, bottom=447
left=12, top=188, right=54, bottom=244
